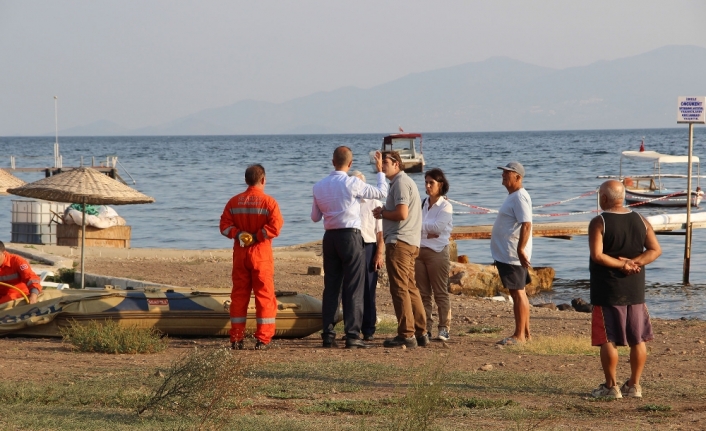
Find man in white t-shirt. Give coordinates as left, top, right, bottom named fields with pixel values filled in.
left=490, top=161, right=533, bottom=345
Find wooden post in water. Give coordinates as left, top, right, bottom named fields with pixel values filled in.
left=683, top=122, right=694, bottom=285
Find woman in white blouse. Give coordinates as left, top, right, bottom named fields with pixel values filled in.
left=415, top=168, right=453, bottom=341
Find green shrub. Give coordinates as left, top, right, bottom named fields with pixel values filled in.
left=138, top=347, right=249, bottom=429
left=60, top=319, right=168, bottom=354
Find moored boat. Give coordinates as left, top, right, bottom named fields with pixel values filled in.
left=0, top=288, right=338, bottom=338
left=369, top=133, right=425, bottom=173
left=599, top=150, right=704, bottom=207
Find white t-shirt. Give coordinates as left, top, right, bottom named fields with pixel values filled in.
left=358, top=198, right=382, bottom=243
left=490, top=188, right=532, bottom=265
left=420, top=196, right=453, bottom=252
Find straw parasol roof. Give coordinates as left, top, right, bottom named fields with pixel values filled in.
left=0, top=169, right=25, bottom=195
left=6, top=167, right=154, bottom=205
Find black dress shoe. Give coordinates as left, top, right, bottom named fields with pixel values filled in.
left=363, top=334, right=374, bottom=342
left=383, top=335, right=417, bottom=348
left=322, top=334, right=338, bottom=348
left=345, top=338, right=371, bottom=349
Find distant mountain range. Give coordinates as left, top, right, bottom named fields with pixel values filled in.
left=60, top=45, right=706, bottom=136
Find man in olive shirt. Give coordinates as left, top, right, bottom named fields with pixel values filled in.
left=373, top=151, right=427, bottom=348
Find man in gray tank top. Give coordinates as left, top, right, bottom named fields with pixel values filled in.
left=588, top=180, right=661, bottom=399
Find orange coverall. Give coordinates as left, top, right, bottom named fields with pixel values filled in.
left=0, top=251, right=41, bottom=304
left=220, top=186, right=283, bottom=344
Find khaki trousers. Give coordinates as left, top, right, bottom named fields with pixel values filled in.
left=386, top=240, right=426, bottom=338
left=415, top=246, right=451, bottom=334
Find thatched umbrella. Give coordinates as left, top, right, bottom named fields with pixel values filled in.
left=0, top=169, right=25, bottom=195
left=7, top=167, right=154, bottom=288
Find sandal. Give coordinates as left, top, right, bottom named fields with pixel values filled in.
left=496, top=337, right=520, bottom=346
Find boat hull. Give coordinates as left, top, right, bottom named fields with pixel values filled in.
left=368, top=150, right=424, bottom=174
left=0, top=289, right=337, bottom=338
left=625, top=190, right=703, bottom=207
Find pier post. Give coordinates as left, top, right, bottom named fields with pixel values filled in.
left=683, top=123, right=694, bottom=285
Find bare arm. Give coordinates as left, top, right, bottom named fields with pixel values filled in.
left=373, top=204, right=408, bottom=221
left=632, top=216, right=662, bottom=267
left=374, top=231, right=385, bottom=270
left=517, top=221, right=532, bottom=268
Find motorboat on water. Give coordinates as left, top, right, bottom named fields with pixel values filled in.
left=599, top=150, right=704, bottom=207
left=369, top=133, right=425, bottom=173
left=0, top=287, right=338, bottom=338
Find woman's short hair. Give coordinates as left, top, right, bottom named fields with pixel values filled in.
left=424, top=168, right=450, bottom=196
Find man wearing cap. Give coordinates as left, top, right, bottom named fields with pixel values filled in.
left=491, top=161, right=533, bottom=345
left=311, top=147, right=387, bottom=349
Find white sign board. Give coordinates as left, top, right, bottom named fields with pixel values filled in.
left=677, top=96, right=706, bottom=124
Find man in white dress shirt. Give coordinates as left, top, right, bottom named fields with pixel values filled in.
left=350, top=170, right=385, bottom=341
left=311, top=147, right=387, bottom=348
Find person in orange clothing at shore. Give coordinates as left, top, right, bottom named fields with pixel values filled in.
left=0, top=241, right=41, bottom=304
left=220, top=164, right=284, bottom=350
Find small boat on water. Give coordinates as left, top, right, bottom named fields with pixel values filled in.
left=599, top=150, right=704, bottom=207
left=0, top=288, right=337, bottom=338
left=369, top=133, right=425, bottom=173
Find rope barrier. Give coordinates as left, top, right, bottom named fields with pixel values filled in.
left=450, top=189, right=689, bottom=218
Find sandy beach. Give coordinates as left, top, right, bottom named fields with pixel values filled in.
left=1, top=242, right=705, bottom=429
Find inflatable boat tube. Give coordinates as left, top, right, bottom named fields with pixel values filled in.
left=0, top=288, right=339, bottom=338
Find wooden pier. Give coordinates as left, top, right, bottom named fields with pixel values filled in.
left=451, top=219, right=706, bottom=241
left=7, top=166, right=128, bottom=185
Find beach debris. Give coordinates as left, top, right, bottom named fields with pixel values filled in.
left=533, top=302, right=556, bottom=310
left=307, top=266, right=323, bottom=276
left=479, top=364, right=493, bottom=371
left=697, top=339, right=704, bottom=344
left=457, top=255, right=469, bottom=263
left=571, top=298, right=593, bottom=313
left=557, top=303, right=573, bottom=311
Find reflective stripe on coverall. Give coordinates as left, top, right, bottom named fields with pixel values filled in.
left=220, top=186, right=283, bottom=344
left=0, top=251, right=41, bottom=304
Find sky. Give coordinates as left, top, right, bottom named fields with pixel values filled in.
left=1, top=0, right=705, bottom=136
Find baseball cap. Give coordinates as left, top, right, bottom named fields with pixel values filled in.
left=497, top=161, right=525, bottom=177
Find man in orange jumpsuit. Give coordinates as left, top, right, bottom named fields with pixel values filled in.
left=220, top=164, right=283, bottom=350
left=0, top=241, right=41, bottom=304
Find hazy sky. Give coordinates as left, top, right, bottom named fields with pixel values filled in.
left=1, top=0, right=705, bottom=135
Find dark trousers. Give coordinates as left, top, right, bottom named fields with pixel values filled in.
left=362, top=242, right=379, bottom=337
left=321, top=229, right=365, bottom=339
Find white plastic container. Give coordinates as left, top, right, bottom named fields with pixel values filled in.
left=11, top=199, right=69, bottom=224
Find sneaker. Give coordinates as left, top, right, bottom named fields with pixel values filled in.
left=591, top=383, right=622, bottom=399
left=416, top=333, right=430, bottom=347
left=620, top=380, right=642, bottom=398
left=254, top=340, right=269, bottom=350
left=383, top=335, right=417, bottom=349
left=231, top=341, right=244, bottom=350
left=437, top=329, right=450, bottom=341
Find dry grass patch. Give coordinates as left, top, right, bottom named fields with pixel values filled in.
left=507, top=335, right=629, bottom=356
left=60, top=319, right=168, bottom=354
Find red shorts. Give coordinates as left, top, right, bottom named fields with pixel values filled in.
left=591, top=304, right=653, bottom=347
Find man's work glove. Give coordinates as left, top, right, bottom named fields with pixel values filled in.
left=238, top=232, right=254, bottom=247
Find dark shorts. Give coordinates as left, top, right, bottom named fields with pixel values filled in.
left=495, top=261, right=531, bottom=290
left=591, top=304, right=654, bottom=347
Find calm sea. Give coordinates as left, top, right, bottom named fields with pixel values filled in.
left=1, top=129, right=705, bottom=319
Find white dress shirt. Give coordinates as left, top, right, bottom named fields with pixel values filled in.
left=358, top=198, right=382, bottom=243
left=311, top=171, right=388, bottom=230
left=420, top=196, right=453, bottom=252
